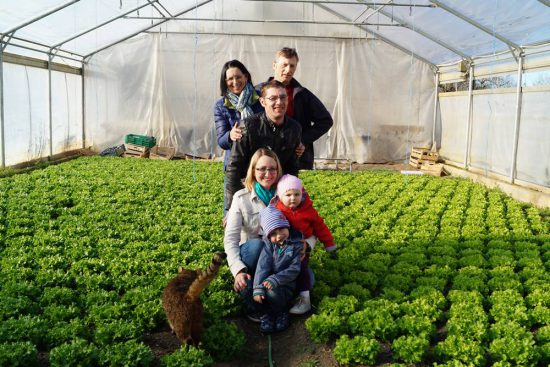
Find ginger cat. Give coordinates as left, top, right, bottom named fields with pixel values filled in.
left=162, top=252, right=226, bottom=346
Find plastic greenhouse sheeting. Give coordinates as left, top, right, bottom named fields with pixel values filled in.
left=85, top=33, right=435, bottom=163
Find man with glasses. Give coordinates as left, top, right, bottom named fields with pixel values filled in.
left=257, top=47, right=333, bottom=170
left=225, top=80, right=302, bottom=211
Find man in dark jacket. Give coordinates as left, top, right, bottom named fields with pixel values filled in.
left=225, top=80, right=302, bottom=210
left=256, top=47, right=333, bottom=170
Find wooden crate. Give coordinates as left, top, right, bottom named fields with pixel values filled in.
left=420, top=163, right=447, bottom=177
left=409, top=156, right=437, bottom=169
left=150, top=146, right=176, bottom=160
left=124, top=143, right=150, bottom=158
left=125, top=143, right=149, bottom=153
left=410, top=147, right=439, bottom=162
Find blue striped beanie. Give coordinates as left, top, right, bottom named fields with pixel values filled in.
left=260, top=205, right=290, bottom=238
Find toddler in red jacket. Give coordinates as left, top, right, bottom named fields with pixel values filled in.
left=275, top=174, right=336, bottom=314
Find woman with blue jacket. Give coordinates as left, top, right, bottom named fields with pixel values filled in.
left=214, top=60, right=263, bottom=214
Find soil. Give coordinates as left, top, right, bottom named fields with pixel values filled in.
left=144, top=315, right=338, bottom=367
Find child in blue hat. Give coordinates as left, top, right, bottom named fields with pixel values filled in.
left=253, top=204, right=303, bottom=333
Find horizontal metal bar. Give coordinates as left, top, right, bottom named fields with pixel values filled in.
left=242, top=0, right=435, bottom=7
left=144, top=30, right=372, bottom=40
left=4, top=34, right=83, bottom=58
left=124, top=16, right=402, bottom=26
left=1, top=42, right=83, bottom=65
left=317, top=3, right=437, bottom=68
left=429, top=0, right=521, bottom=51
left=2, top=0, right=80, bottom=36
left=51, top=1, right=157, bottom=49
left=84, top=0, right=213, bottom=59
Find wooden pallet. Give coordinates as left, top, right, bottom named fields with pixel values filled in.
left=150, top=146, right=175, bottom=160
left=125, top=143, right=150, bottom=153
left=410, top=147, right=439, bottom=162
left=409, top=156, right=437, bottom=169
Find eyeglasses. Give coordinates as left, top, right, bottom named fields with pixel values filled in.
left=264, top=95, right=288, bottom=103
left=255, top=167, right=278, bottom=174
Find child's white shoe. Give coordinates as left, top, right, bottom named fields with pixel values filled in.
left=289, top=296, right=311, bottom=315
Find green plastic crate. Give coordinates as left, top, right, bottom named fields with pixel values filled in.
left=124, top=134, right=156, bottom=148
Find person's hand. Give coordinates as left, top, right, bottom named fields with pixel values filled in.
left=233, top=272, right=250, bottom=292
left=262, top=280, right=273, bottom=290
left=295, top=142, right=305, bottom=157
left=230, top=124, right=243, bottom=141
left=254, top=295, right=264, bottom=303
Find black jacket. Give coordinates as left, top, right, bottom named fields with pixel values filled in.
left=256, top=78, right=333, bottom=169
left=225, top=111, right=302, bottom=209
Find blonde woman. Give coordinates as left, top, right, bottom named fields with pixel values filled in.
left=224, top=148, right=283, bottom=322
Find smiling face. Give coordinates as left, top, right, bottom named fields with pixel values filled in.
left=280, top=189, right=302, bottom=210
left=260, top=85, right=288, bottom=124
left=254, top=155, right=279, bottom=190
left=273, top=55, right=298, bottom=86
left=225, top=67, right=248, bottom=95
left=269, top=227, right=290, bottom=246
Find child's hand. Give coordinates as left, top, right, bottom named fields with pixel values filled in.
left=254, top=295, right=264, bottom=303
left=262, top=281, right=273, bottom=290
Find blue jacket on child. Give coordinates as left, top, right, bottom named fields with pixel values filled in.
left=253, top=238, right=302, bottom=299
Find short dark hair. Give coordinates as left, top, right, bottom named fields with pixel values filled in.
left=219, top=60, right=253, bottom=96
left=261, top=80, right=286, bottom=97
left=276, top=47, right=299, bottom=62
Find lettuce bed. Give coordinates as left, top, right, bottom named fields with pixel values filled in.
left=0, top=157, right=548, bottom=366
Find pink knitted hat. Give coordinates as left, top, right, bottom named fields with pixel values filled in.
left=276, top=174, right=303, bottom=198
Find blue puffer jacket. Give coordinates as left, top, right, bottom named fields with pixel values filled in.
left=213, top=94, right=262, bottom=171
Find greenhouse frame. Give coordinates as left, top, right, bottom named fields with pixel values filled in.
left=2, top=2, right=550, bottom=366
left=1, top=0, right=550, bottom=198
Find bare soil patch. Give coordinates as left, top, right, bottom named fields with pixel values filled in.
left=145, top=315, right=338, bottom=367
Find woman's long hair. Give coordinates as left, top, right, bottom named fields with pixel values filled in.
left=244, top=148, right=283, bottom=191
left=219, top=60, right=253, bottom=96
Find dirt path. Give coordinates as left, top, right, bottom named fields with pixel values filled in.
left=146, top=315, right=338, bottom=367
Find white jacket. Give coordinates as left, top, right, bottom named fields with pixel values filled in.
left=224, top=187, right=267, bottom=276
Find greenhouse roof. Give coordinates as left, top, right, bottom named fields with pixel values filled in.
left=1, top=0, right=550, bottom=68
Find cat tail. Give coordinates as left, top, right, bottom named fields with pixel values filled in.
left=187, top=252, right=227, bottom=300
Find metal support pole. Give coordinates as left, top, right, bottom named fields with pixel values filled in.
left=81, top=63, right=86, bottom=150
left=510, top=54, right=524, bottom=184
left=432, top=71, right=439, bottom=150
left=0, top=43, right=5, bottom=167
left=48, top=54, right=53, bottom=159
left=464, top=65, right=474, bottom=169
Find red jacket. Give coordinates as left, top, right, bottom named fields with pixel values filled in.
left=275, top=194, right=335, bottom=250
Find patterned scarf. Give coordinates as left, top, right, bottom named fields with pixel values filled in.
left=226, top=83, right=255, bottom=120
left=254, top=181, right=275, bottom=206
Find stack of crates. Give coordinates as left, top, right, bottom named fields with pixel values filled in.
left=123, top=134, right=156, bottom=158
left=409, top=147, right=439, bottom=168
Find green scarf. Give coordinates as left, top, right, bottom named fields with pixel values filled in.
left=254, top=182, right=275, bottom=206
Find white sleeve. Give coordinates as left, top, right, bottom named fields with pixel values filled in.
left=224, top=194, right=247, bottom=277
left=305, top=235, right=317, bottom=250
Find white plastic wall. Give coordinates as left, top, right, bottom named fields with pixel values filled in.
left=439, top=87, right=550, bottom=187
left=85, top=32, right=436, bottom=163
left=3, top=63, right=82, bottom=166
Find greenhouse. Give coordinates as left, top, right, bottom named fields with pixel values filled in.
left=1, top=1, right=550, bottom=366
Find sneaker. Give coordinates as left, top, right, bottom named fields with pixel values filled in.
left=260, top=314, right=275, bottom=334
left=246, top=312, right=262, bottom=323
left=275, top=312, right=289, bottom=332
left=289, top=296, right=311, bottom=315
